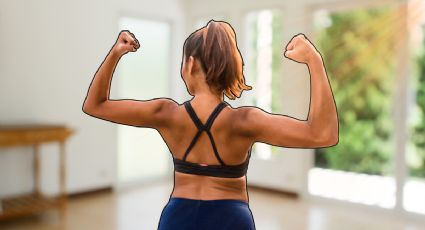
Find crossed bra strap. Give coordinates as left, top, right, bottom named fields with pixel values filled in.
left=182, top=100, right=228, bottom=165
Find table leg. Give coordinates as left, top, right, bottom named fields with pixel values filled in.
left=59, top=141, right=67, bottom=220
left=33, top=144, right=41, bottom=197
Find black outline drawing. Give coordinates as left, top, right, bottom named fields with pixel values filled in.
left=82, top=19, right=339, bottom=230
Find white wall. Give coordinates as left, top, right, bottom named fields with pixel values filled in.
left=0, top=0, right=185, bottom=197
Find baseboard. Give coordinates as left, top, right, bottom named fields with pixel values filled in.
left=66, top=184, right=297, bottom=200
left=67, top=186, right=113, bottom=199
left=248, top=184, right=299, bottom=198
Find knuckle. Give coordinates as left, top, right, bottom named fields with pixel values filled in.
left=295, top=33, right=307, bottom=41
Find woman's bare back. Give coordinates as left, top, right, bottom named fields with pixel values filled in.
left=157, top=100, right=253, bottom=203
left=83, top=30, right=338, bottom=205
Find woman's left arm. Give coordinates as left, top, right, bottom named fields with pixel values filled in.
left=82, top=30, right=178, bottom=130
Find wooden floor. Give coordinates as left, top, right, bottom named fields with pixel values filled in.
left=0, top=179, right=424, bottom=230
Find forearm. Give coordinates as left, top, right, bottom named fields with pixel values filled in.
left=306, top=54, right=339, bottom=142
left=83, top=47, right=121, bottom=110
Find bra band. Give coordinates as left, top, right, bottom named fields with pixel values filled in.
left=173, top=100, right=251, bottom=178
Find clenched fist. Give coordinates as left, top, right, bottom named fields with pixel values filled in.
left=284, top=33, right=321, bottom=65
left=112, top=30, right=140, bottom=56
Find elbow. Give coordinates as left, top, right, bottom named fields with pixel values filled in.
left=82, top=102, right=90, bottom=114
left=82, top=107, right=90, bottom=115
left=311, top=127, right=339, bottom=147
left=325, top=133, right=339, bottom=146
left=82, top=102, right=96, bottom=115
left=83, top=101, right=107, bottom=117
left=82, top=96, right=107, bottom=115
left=310, top=117, right=339, bottom=147
left=327, top=121, right=340, bottom=146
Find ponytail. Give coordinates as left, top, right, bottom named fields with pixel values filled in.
left=183, top=20, right=252, bottom=100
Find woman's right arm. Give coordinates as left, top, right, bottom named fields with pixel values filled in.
left=236, top=33, right=339, bottom=148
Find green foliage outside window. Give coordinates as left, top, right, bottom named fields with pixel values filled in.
left=409, top=31, right=425, bottom=178
left=313, top=7, right=398, bottom=175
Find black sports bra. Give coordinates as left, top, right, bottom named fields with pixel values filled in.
left=172, top=100, right=252, bottom=178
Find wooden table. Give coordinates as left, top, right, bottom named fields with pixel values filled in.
left=0, top=124, right=75, bottom=221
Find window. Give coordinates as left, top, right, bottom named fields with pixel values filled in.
left=116, top=17, right=171, bottom=184
left=310, top=5, right=399, bottom=208
left=404, top=0, right=425, bottom=214
left=245, top=9, right=283, bottom=159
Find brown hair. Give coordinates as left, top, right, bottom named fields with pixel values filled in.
left=183, top=19, right=252, bottom=100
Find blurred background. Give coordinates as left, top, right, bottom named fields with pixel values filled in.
left=1, top=0, right=425, bottom=229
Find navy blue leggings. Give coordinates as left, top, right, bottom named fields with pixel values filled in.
left=157, top=197, right=256, bottom=230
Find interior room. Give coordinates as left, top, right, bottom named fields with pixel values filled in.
left=1, top=0, right=425, bottom=229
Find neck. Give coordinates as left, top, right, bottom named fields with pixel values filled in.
left=192, top=92, right=223, bottom=105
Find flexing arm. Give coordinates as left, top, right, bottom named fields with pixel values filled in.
left=305, top=48, right=339, bottom=146
left=238, top=33, right=339, bottom=148
left=82, top=30, right=177, bottom=130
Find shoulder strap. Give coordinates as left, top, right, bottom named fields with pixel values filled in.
left=184, top=101, right=205, bottom=132
left=182, top=100, right=227, bottom=165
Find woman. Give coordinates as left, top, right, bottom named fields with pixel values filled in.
left=83, top=20, right=338, bottom=230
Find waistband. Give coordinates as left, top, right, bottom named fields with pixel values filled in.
left=169, top=197, right=249, bottom=205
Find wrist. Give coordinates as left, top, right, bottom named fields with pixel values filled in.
left=306, top=53, right=322, bottom=66
left=110, top=45, right=122, bottom=59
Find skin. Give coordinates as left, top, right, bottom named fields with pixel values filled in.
left=83, top=30, right=339, bottom=203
